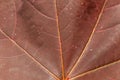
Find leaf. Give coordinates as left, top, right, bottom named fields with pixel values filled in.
left=0, top=0, right=120, bottom=80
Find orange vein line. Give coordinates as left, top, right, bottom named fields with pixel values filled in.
left=54, top=0, right=65, bottom=80
left=66, top=0, right=108, bottom=77
left=0, top=29, right=60, bottom=80
left=70, top=59, right=120, bottom=80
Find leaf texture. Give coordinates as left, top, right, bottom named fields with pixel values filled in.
left=0, top=0, right=120, bottom=80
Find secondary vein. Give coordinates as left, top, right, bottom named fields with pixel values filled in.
left=70, top=59, right=120, bottom=80
left=0, top=28, right=60, bottom=80
left=66, top=0, right=108, bottom=77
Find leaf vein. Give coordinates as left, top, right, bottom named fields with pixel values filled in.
left=0, top=28, right=60, bottom=80
left=66, top=0, right=108, bottom=77
left=26, top=0, right=56, bottom=20
left=70, top=59, right=120, bottom=80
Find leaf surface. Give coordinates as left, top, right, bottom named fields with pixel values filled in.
left=0, top=0, right=120, bottom=80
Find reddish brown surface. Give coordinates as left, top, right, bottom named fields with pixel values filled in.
left=0, top=0, right=120, bottom=80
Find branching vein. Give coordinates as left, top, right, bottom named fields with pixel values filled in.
left=0, top=28, right=60, bottom=80
left=66, top=0, right=108, bottom=78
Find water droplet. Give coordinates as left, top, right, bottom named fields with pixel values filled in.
left=31, top=25, right=36, bottom=29
left=11, top=14, right=14, bottom=17
left=69, top=30, right=72, bottom=33
left=0, top=64, right=5, bottom=69
left=90, top=48, right=93, bottom=51
left=69, top=7, right=72, bottom=10
left=75, top=46, right=78, bottom=49
left=70, top=13, right=73, bottom=16
left=65, top=8, right=69, bottom=11
left=100, top=26, right=103, bottom=29
left=81, top=2, right=84, bottom=5
left=32, top=0, right=35, bottom=3
left=3, top=17, right=6, bottom=20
